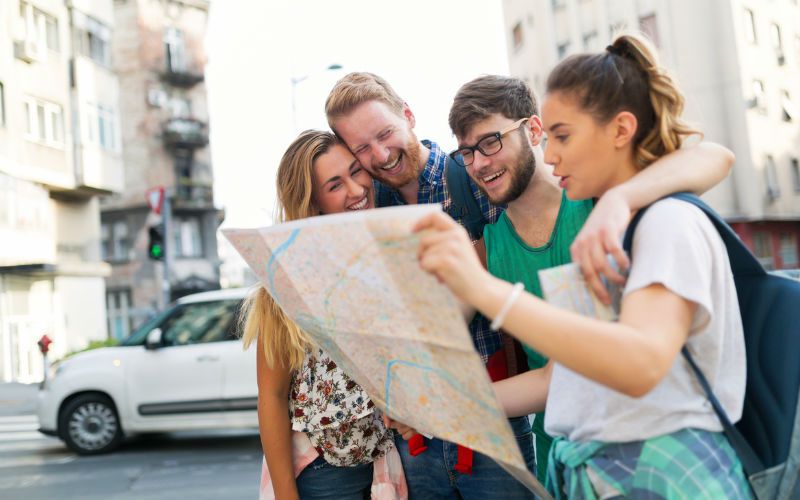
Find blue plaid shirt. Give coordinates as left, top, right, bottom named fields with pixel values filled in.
left=374, top=140, right=504, bottom=363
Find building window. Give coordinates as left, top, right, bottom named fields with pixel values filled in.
left=782, top=90, right=797, bottom=122
left=765, top=155, right=781, bottom=200
left=73, top=11, right=111, bottom=66
left=17, top=2, right=59, bottom=59
left=84, top=103, right=118, bottom=151
left=743, top=9, right=757, bottom=44
left=639, top=14, right=660, bottom=47
left=770, top=23, right=785, bottom=64
left=557, top=42, right=570, bottom=60
left=582, top=31, right=598, bottom=51
left=0, top=82, right=5, bottom=127
left=164, top=27, right=187, bottom=73
left=751, top=80, right=766, bottom=112
left=107, top=289, right=134, bottom=340
left=23, top=96, right=63, bottom=146
left=101, top=221, right=130, bottom=261
left=779, top=233, right=799, bottom=268
left=753, top=232, right=774, bottom=270
left=173, top=216, right=203, bottom=258
left=512, top=22, right=523, bottom=50
left=795, top=36, right=800, bottom=66
left=791, top=158, right=800, bottom=192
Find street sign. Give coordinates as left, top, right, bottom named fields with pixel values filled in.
left=145, top=186, right=165, bottom=215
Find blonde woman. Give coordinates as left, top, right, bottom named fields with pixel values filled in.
left=414, top=34, right=752, bottom=500
left=241, top=130, right=404, bottom=500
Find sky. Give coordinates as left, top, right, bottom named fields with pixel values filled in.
left=204, top=0, right=510, bottom=230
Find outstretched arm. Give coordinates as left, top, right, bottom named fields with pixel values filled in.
left=414, top=211, right=694, bottom=397
left=572, top=141, right=734, bottom=304
left=493, top=363, right=552, bottom=417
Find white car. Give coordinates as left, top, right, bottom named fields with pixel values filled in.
left=37, top=288, right=258, bottom=455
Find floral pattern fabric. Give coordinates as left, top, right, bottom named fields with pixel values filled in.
left=289, top=347, right=394, bottom=466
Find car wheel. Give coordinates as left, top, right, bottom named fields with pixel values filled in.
left=59, top=394, right=123, bottom=455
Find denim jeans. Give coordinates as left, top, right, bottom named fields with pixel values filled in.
left=395, top=416, right=537, bottom=500
left=295, top=455, right=374, bottom=500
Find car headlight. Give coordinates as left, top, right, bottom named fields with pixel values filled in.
left=40, top=361, right=66, bottom=390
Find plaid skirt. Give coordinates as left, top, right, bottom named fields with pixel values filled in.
left=546, top=428, right=754, bottom=500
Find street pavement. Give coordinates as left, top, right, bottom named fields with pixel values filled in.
left=0, top=382, right=263, bottom=499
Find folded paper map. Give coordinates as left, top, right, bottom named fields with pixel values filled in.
left=222, top=205, right=550, bottom=499
left=538, top=260, right=624, bottom=319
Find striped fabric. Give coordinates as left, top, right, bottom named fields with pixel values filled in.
left=373, top=139, right=504, bottom=363
left=546, top=428, right=754, bottom=500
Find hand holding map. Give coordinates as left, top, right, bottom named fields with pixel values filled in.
left=223, top=204, right=550, bottom=499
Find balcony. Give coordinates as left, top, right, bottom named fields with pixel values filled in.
left=160, top=65, right=204, bottom=88
left=162, top=118, right=208, bottom=150
left=174, top=177, right=214, bottom=209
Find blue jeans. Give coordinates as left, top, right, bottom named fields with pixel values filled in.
left=295, top=455, right=373, bottom=500
left=395, top=416, right=537, bottom=500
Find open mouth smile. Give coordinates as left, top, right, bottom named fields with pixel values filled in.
left=377, top=154, right=402, bottom=174
left=481, top=169, right=506, bottom=185
left=347, top=196, right=369, bottom=210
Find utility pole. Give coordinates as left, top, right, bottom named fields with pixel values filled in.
left=162, top=189, right=172, bottom=307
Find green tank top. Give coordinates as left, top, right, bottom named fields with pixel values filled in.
left=483, top=190, right=593, bottom=481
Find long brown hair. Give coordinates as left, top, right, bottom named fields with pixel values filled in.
left=546, top=32, right=701, bottom=169
left=239, top=130, right=342, bottom=370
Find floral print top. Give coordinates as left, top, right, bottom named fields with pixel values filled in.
left=289, top=347, right=394, bottom=466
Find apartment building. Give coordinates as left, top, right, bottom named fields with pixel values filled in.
left=0, top=0, right=123, bottom=381
left=502, top=0, right=800, bottom=269
left=101, top=0, right=220, bottom=340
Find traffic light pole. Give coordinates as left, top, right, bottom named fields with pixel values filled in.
left=162, top=190, right=172, bottom=308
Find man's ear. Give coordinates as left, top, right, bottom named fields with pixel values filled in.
left=527, top=115, right=544, bottom=146
left=403, top=102, right=416, bottom=128
left=611, top=111, right=637, bottom=149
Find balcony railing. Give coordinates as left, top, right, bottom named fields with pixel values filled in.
left=160, top=64, right=204, bottom=88
left=174, top=177, right=214, bottom=208
left=162, top=118, right=208, bottom=150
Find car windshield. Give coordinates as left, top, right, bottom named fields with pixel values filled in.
left=121, top=299, right=242, bottom=346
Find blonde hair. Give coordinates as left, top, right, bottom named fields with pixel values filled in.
left=546, top=32, right=701, bottom=169
left=325, top=72, right=405, bottom=132
left=239, top=130, right=342, bottom=371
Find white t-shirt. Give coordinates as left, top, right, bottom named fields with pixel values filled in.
left=544, top=198, right=747, bottom=443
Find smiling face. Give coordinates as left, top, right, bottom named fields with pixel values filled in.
left=541, top=91, right=625, bottom=201
left=457, top=113, right=537, bottom=205
left=332, top=100, right=424, bottom=190
left=311, top=144, right=375, bottom=214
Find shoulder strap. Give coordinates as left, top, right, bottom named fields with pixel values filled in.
left=622, top=192, right=764, bottom=477
left=446, top=157, right=486, bottom=240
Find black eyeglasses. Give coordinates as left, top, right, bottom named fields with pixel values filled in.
left=449, top=118, right=529, bottom=167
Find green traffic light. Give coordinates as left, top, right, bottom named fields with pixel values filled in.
left=150, top=244, right=163, bottom=259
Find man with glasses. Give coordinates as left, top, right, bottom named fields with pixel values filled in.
left=447, top=74, right=734, bottom=483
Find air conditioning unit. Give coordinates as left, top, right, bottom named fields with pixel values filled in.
left=15, top=38, right=42, bottom=63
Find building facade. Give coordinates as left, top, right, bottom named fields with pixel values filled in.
left=0, top=0, right=123, bottom=381
left=101, top=0, right=220, bottom=340
left=502, top=0, right=800, bottom=269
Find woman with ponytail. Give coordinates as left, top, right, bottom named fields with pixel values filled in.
left=413, top=33, right=752, bottom=499
left=240, top=130, right=404, bottom=500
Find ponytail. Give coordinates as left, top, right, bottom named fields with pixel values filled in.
left=546, top=32, right=701, bottom=169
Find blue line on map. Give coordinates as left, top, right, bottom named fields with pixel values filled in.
left=267, top=228, right=301, bottom=298
left=384, top=359, right=495, bottom=414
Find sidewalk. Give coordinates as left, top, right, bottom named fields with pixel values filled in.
left=0, top=382, right=39, bottom=417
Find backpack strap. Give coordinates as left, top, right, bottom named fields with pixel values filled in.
left=446, top=156, right=486, bottom=240
left=622, top=192, right=765, bottom=477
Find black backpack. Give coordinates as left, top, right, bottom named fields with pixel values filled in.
left=623, top=192, right=800, bottom=500
left=445, top=156, right=487, bottom=241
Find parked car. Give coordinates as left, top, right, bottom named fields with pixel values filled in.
left=37, top=288, right=257, bottom=455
